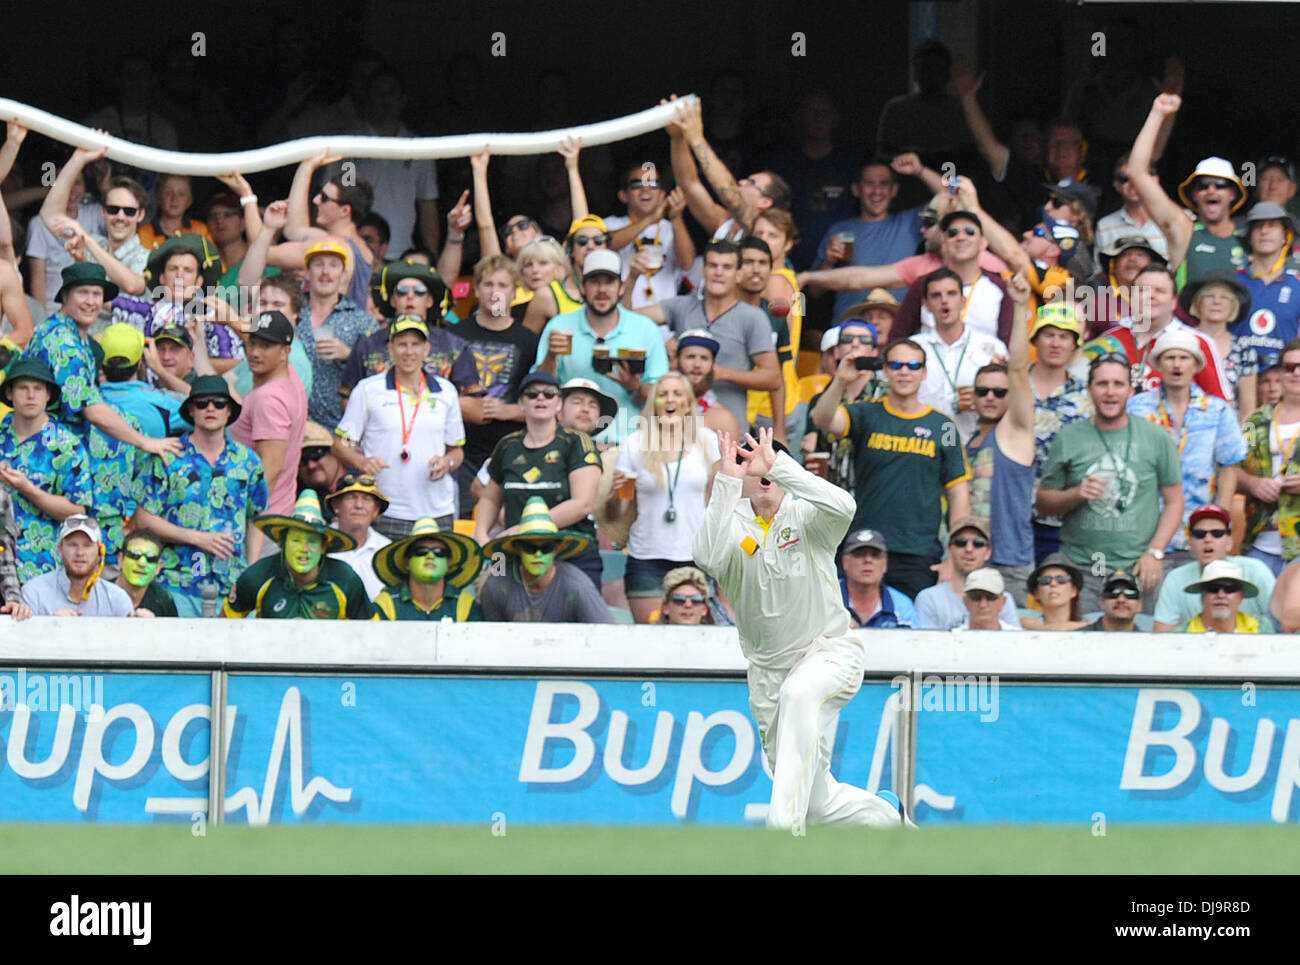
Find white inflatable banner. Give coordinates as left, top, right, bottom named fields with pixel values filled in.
left=0, top=95, right=695, bottom=175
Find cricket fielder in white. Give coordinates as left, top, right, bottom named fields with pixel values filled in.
left=694, top=427, right=902, bottom=831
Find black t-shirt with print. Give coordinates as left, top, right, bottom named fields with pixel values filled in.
left=454, top=316, right=541, bottom=468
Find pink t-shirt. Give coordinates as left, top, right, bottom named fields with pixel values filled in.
left=895, top=250, right=1009, bottom=286
left=229, top=369, right=308, bottom=516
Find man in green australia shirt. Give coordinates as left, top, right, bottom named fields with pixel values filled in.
left=1036, top=354, right=1184, bottom=614
left=372, top=517, right=484, bottom=621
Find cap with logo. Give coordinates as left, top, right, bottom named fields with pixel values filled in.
left=842, top=529, right=888, bottom=554
left=1102, top=570, right=1141, bottom=594
left=154, top=325, right=194, bottom=350
left=248, top=310, right=295, bottom=345
left=388, top=314, right=430, bottom=341
left=1042, top=178, right=1099, bottom=220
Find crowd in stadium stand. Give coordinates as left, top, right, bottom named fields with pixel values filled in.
left=5, top=39, right=1300, bottom=634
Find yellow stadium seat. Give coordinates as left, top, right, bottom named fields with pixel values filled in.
left=796, top=349, right=822, bottom=379
left=453, top=518, right=476, bottom=537
left=798, top=374, right=831, bottom=403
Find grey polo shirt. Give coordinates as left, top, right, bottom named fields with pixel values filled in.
left=21, top=569, right=135, bottom=617
left=662, top=294, right=774, bottom=431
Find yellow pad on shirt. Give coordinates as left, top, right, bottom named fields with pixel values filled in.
left=740, top=536, right=760, bottom=556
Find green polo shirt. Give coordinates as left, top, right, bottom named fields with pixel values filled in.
left=487, top=426, right=600, bottom=543
left=374, top=582, right=482, bottom=621
left=223, top=555, right=375, bottom=619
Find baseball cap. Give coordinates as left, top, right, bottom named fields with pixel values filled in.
left=1258, top=154, right=1297, bottom=183
left=1042, top=178, right=1099, bottom=220
left=519, top=370, right=560, bottom=393
left=57, top=514, right=102, bottom=545
left=581, top=249, right=623, bottom=280
left=247, top=310, right=295, bottom=345
left=388, top=314, right=430, bottom=341
left=678, top=328, right=720, bottom=355
left=964, top=568, right=1005, bottom=596
left=568, top=214, right=609, bottom=238
left=819, top=326, right=842, bottom=353
left=205, top=191, right=242, bottom=216
left=1102, top=570, right=1141, bottom=595
left=99, top=323, right=145, bottom=368
left=948, top=516, right=991, bottom=542
left=154, top=325, right=193, bottom=349
left=1188, top=504, right=1231, bottom=530
left=939, top=210, right=983, bottom=234
left=842, top=529, right=888, bottom=554
left=305, top=239, right=351, bottom=269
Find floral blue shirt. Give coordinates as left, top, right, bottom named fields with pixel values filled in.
left=23, top=313, right=103, bottom=442
left=297, top=295, right=376, bottom=429
left=0, top=415, right=92, bottom=583
left=1032, top=367, right=1093, bottom=526
left=88, top=415, right=146, bottom=564
left=1129, top=385, right=1248, bottom=550
left=131, top=432, right=268, bottom=600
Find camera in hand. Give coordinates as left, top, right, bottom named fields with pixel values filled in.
left=854, top=355, right=884, bottom=371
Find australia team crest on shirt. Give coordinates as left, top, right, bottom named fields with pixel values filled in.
left=777, top=526, right=800, bottom=549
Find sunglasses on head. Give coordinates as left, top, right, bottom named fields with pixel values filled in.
left=193, top=397, right=230, bottom=410
left=670, top=593, right=706, bottom=605
left=521, top=388, right=560, bottom=400
left=520, top=541, right=558, bottom=555
left=974, top=386, right=1008, bottom=398
left=408, top=545, right=451, bottom=559
left=302, top=447, right=331, bottom=463
left=945, top=226, right=977, bottom=238
left=1203, top=581, right=1243, bottom=595
left=886, top=359, right=924, bottom=371
left=1103, top=587, right=1141, bottom=600
left=950, top=536, right=988, bottom=549
left=1190, top=527, right=1228, bottom=540
left=341, top=474, right=377, bottom=489
left=1036, top=573, right=1074, bottom=587
left=505, top=218, right=537, bottom=236
left=123, top=548, right=160, bottom=564
left=105, top=204, right=141, bottom=217
left=572, top=233, right=608, bottom=247
left=394, top=284, right=429, bottom=297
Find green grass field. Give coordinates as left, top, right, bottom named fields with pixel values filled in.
left=2, top=824, right=1296, bottom=874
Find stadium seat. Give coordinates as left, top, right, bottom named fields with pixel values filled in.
left=798, top=374, right=830, bottom=403
left=453, top=519, right=475, bottom=537
left=796, top=349, right=821, bottom=379
left=601, top=550, right=627, bottom=583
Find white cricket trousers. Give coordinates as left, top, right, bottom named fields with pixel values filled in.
left=748, top=632, right=900, bottom=830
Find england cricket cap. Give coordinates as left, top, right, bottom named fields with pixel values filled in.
left=57, top=514, right=103, bottom=545
left=964, top=567, right=1004, bottom=596
left=842, top=529, right=888, bottom=554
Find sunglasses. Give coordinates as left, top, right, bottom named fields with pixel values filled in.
left=105, top=204, right=141, bottom=217
left=669, top=593, right=706, bottom=605
left=302, top=447, right=331, bottom=463
left=974, top=387, right=1008, bottom=398
left=1193, top=178, right=1233, bottom=192
left=315, top=190, right=342, bottom=204
left=886, top=360, right=924, bottom=371
left=123, top=548, right=160, bottom=564
left=521, top=388, right=561, bottom=400
left=1283, top=363, right=1300, bottom=374
left=950, top=537, right=988, bottom=549
left=408, top=545, right=451, bottom=559
left=519, top=541, right=558, bottom=555
left=1036, top=573, right=1074, bottom=587
left=945, top=226, right=977, bottom=237
left=340, top=474, right=378, bottom=489
left=966, top=591, right=999, bottom=602
left=920, top=215, right=938, bottom=228
left=1103, top=588, right=1141, bottom=600
left=626, top=178, right=662, bottom=189
left=192, top=397, right=231, bottom=410
left=1047, top=195, right=1071, bottom=208
left=1203, top=582, right=1243, bottom=595
left=572, top=233, right=608, bottom=247
left=1190, top=528, right=1228, bottom=540
left=839, top=334, right=876, bottom=346
left=394, top=284, right=429, bottom=297
left=505, top=218, right=538, bottom=236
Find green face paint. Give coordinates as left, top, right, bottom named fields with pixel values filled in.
left=408, top=542, right=449, bottom=584
left=519, top=546, right=557, bottom=577
left=121, top=542, right=162, bottom=587
left=284, top=530, right=324, bottom=575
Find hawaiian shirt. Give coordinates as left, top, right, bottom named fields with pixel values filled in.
left=0, top=485, right=21, bottom=604
left=88, top=415, right=147, bottom=564
left=23, top=313, right=103, bottom=441
left=1129, top=385, right=1247, bottom=551
left=297, top=295, right=377, bottom=429
left=131, top=432, right=268, bottom=600
left=1031, top=366, right=1093, bottom=526
left=1241, top=402, right=1300, bottom=560
left=0, top=415, right=92, bottom=583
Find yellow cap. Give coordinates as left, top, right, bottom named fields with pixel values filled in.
left=99, top=323, right=146, bottom=367
left=1030, top=301, right=1083, bottom=342
left=567, top=214, right=608, bottom=237
left=388, top=314, right=430, bottom=340
left=304, top=239, right=351, bottom=269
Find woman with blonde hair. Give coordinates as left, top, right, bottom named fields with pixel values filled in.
left=1180, top=270, right=1255, bottom=415
left=606, top=372, right=721, bottom=622
left=657, top=566, right=714, bottom=625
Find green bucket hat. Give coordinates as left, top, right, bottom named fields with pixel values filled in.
left=179, top=374, right=242, bottom=425
left=483, top=496, right=591, bottom=562
left=371, top=517, right=484, bottom=589
left=370, top=260, right=452, bottom=321
left=56, top=261, right=120, bottom=303
left=144, top=233, right=224, bottom=291
left=0, top=357, right=62, bottom=410
left=254, top=489, right=357, bottom=554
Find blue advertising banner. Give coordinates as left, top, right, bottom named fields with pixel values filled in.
left=0, top=670, right=211, bottom=822
left=221, top=676, right=898, bottom=825
left=912, top=683, right=1300, bottom=825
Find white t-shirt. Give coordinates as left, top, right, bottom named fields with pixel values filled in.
left=26, top=201, right=108, bottom=315
left=334, top=126, right=438, bottom=251
left=918, top=275, right=1004, bottom=342
left=916, top=326, right=1009, bottom=442
left=604, top=215, right=683, bottom=308
left=616, top=427, right=721, bottom=561
left=330, top=527, right=392, bottom=601
left=337, top=371, right=466, bottom=521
